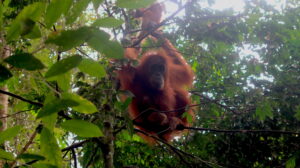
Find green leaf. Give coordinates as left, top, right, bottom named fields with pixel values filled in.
left=87, top=29, right=123, bottom=58
left=0, top=126, right=21, bottom=144
left=18, top=153, right=45, bottom=161
left=45, top=55, right=82, bottom=79
left=92, top=17, right=124, bottom=28
left=32, top=163, right=57, bottom=168
left=4, top=53, right=45, bottom=71
left=37, top=99, right=78, bottom=118
left=63, top=0, right=73, bottom=15
left=116, top=97, right=132, bottom=111
left=40, top=128, right=62, bottom=167
left=24, top=24, right=42, bottom=39
left=56, top=72, right=71, bottom=91
left=255, top=100, right=273, bottom=122
left=78, top=58, right=106, bottom=78
left=286, top=157, right=296, bottom=168
left=0, top=65, right=13, bottom=83
left=294, top=105, right=300, bottom=120
left=6, top=2, right=45, bottom=41
left=183, top=111, right=193, bottom=123
left=41, top=93, right=58, bottom=130
left=116, top=0, right=156, bottom=9
left=45, top=0, right=70, bottom=28
left=92, top=0, right=104, bottom=10
left=61, top=119, right=103, bottom=137
left=62, top=93, right=98, bottom=114
left=20, top=18, right=35, bottom=36
left=0, top=0, right=10, bottom=31
left=66, top=0, right=91, bottom=25
left=45, top=27, right=91, bottom=52
left=0, top=149, right=14, bottom=161
left=47, top=72, right=71, bottom=91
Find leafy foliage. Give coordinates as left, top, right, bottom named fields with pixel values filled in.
left=60, top=119, right=103, bottom=137
left=4, top=53, right=45, bottom=71
left=0, top=0, right=300, bottom=168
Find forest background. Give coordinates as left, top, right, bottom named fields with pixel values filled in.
left=0, top=0, right=300, bottom=167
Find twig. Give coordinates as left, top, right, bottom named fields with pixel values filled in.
left=0, top=89, right=43, bottom=107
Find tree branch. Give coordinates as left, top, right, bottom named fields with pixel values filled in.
left=71, top=149, right=78, bottom=168
left=134, top=128, right=214, bottom=167
left=191, top=91, right=240, bottom=114
left=17, top=140, right=89, bottom=167
left=185, top=127, right=300, bottom=135
left=61, top=140, right=89, bottom=152
left=10, top=126, right=39, bottom=168
left=0, top=109, right=38, bottom=119
left=0, top=89, right=43, bottom=107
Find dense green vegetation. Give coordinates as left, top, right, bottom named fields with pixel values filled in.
left=0, top=0, right=299, bottom=167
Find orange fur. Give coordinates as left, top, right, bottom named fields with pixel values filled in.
left=118, top=3, right=194, bottom=144
left=135, top=3, right=165, bottom=38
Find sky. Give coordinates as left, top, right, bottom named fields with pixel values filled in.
left=162, top=0, right=285, bottom=15
left=159, top=0, right=279, bottom=83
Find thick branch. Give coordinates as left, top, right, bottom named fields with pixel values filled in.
left=0, top=89, right=43, bottom=107
left=62, top=140, right=89, bottom=152
left=185, top=127, right=300, bottom=135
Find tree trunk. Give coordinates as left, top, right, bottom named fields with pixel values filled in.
left=0, top=86, right=8, bottom=131
left=101, top=121, right=114, bottom=168
left=0, top=37, right=11, bottom=167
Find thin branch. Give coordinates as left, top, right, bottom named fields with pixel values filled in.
left=113, top=124, right=126, bottom=135
left=75, top=47, right=93, bottom=59
left=0, top=89, right=43, bottom=107
left=133, top=103, right=202, bottom=122
left=36, top=72, right=61, bottom=95
left=10, top=126, right=39, bottom=168
left=0, top=109, right=38, bottom=119
left=191, top=91, right=240, bottom=114
left=18, top=140, right=89, bottom=167
left=31, top=45, right=45, bottom=54
left=103, top=0, right=118, bottom=39
left=86, top=140, right=99, bottom=168
left=134, top=128, right=215, bottom=167
left=134, top=129, right=192, bottom=165
left=185, top=127, right=300, bottom=135
left=71, top=149, right=78, bottom=168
